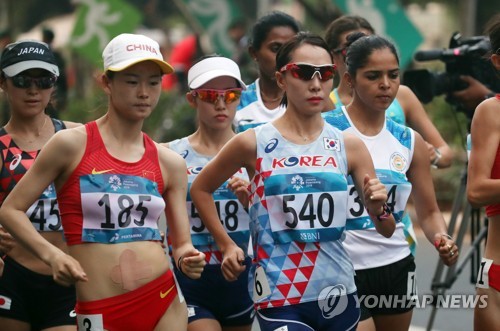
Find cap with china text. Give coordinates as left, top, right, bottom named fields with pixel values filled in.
left=1, top=40, right=59, bottom=77
left=103, top=33, right=173, bottom=74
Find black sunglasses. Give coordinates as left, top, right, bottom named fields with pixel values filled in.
left=8, top=75, right=57, bottom=89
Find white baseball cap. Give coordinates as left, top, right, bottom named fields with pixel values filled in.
left=103, top=33, right=173, bottom=74
left=188, top=56, right=246, bottom=90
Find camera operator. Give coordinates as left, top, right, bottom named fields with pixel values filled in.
left=452, top=75, right=496, bottom=112
left=405, top=30, right=499, bottom=120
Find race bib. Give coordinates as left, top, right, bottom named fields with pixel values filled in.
left=346, top=170, right=411, bottom=230
left=27, top=184, right=61, bottom=232
left=265, top=172, right=348, bottom=243
left=188, top=180, right=249, bottom=246
left=253, top=265, right=271, bottom=302
left=476, top=258, right=494, bottom=289
left=80, top=174, right=164, bottom=244
left=77, top=314, right=103, bottom=331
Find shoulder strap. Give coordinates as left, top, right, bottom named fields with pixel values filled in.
left=51, top=118, right=66, bottom=132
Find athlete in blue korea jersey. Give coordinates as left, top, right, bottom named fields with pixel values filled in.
left=323, top=32, right=458, bottom=331
left=164, top=56, right=254, bottom=331
left=191, top=32, right=396, bottom=331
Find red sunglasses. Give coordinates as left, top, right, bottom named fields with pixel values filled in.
left=191, top=88, right=243, bottom=105
left=279, top=63, right=336, bottom=82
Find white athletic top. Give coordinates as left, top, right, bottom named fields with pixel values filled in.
left=234, top=79, right=286, bottom=133
left=323, top=106, right=414, bottom=270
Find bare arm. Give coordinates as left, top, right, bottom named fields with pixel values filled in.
left=157, top=145, right=205, bottom=279
left=190, top=130, right=256, bottom=281
left=407, top=132, right=457, bottom=266
left=344, top=132, right=396, bottom=238
left=62, top=121, right=83, bottom=129
left=0, top=129, right=88, bottom=284
left=467, top=98, right=500, bottom=206
left=398, top=85, right=453, bottom=168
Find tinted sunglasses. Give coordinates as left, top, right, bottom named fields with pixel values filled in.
left=191, top=88, right=243, bottom=105
left=8, top=75, right=57, bottom=89
left=279, top=63, right=336, bottom=82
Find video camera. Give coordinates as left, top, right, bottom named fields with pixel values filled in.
left=403, top=32, right=496, bottom=115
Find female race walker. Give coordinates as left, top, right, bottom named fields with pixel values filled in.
left=233, top=11, right=300, bottom=132
left=324, top=14, right=454, bottom=257
left=324, top=14, right=453, bottom=169
left=466, top=13, right=500, bottom=331
left=191, top=32, right=396, bottom=331
left=323, top=33, right=458, bottom=331
left=163, top=55, right=254, bottom=331
left=0, top=39, right=79, bottom=331
left=0, top=33, right=205, bottom=331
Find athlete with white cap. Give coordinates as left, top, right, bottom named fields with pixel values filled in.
left=0, top=33, right=205, bottom=331
left=164, top=55, right=254, bottom=331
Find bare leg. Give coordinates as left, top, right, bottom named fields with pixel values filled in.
left=43, top=325, right=77, bottom=331
left=154, top=294, right=188, bottom=331
left=223, top=324, right=253, bottom=331
left=189, top=318, right=222, bottom=331
left=356, top=317, right=376, bottom=331
left=474, top=287, right=500, bottom=330
left=372, top=310, right=412, bottom=331
left=0, top=318, right=30, bottom=331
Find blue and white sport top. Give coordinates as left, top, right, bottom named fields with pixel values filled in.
left=323, top=106, right=414, bottom=270
left=234, top=79, right=286, bottom=133
left=249, top=121, right=356, bottom=309
left=169, top=137, right=251, bottom=265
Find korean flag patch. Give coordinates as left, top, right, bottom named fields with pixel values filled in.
left=323, top=137, right=340, bottom=151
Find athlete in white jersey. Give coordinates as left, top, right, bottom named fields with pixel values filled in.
left=324, top=15, right=455, bottom=258
left=233, top=11, right=300, bottom=133
left=191, top=32, right=396, bottom=331
left=325, top=107, right=413, bottom=268
left=234, top=79, right=286, bottom=132
left=323, top=32, right=458, bottom=331
left=164, top=56, right=254, bottom=331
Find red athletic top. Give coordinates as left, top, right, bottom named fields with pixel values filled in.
left=57, top=121, right=165, bottom=245
left=486, top=95, right=500, bottom=217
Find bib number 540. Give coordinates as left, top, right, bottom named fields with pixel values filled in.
left=282, top=193, right=334, bottom=229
